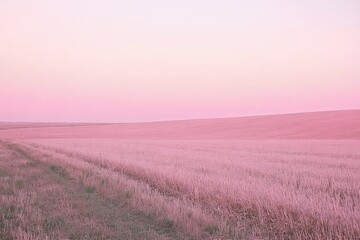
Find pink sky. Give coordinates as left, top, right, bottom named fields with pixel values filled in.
left=1, top=1, right=360, bottom=122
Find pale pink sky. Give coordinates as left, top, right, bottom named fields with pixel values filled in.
left=1, top=1, right=360, bottom=122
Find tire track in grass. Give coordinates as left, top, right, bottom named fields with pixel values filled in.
left=18, top=142, right=219, bottom=239
left=0, top=141, right=186, bottom=240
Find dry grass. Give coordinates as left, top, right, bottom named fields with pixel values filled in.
left=0, top=141, right=186, bottom=240
left=16, top=139, right=360, bottom=239
left=1, top=111, right=360, bottom=239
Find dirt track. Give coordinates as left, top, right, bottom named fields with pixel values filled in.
left=0, top=141, right=185, bottom=240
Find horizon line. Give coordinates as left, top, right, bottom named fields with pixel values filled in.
left=1, top=108, right=359, bottom=125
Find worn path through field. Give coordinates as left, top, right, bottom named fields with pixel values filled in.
left=0, top=141, right=185, bottom=240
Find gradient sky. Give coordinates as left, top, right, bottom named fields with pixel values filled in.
left=1, top=0, right=360, bottom=122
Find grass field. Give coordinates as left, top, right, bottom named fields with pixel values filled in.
left=1, top=110, right=360, bottom=239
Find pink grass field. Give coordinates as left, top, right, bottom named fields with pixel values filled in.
left=1, top=110, right=360, bottom=239
left=1, top=109, right=360, bottom=140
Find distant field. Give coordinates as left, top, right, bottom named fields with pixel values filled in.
left=0, top=122, right=104, bottom=130
left=1, top=109, right=360, bottom=139
left=1, top=110, right=360, bottom=239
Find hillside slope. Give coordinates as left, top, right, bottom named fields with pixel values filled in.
left=1, top=110, right=359, bottom=140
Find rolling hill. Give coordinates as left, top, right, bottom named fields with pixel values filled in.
left=1, top=109, right=359, bottom=139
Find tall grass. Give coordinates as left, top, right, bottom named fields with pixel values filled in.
left=22, top=139, right=360, bottom=239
